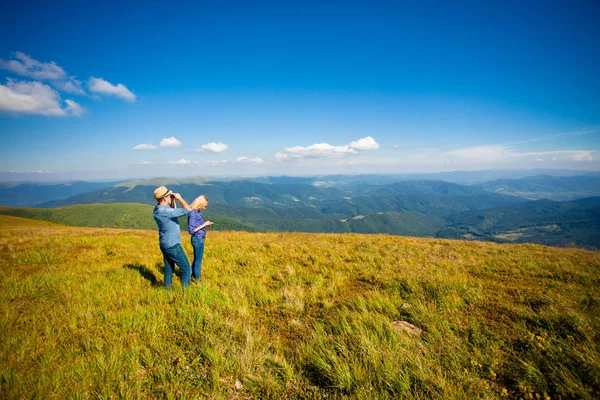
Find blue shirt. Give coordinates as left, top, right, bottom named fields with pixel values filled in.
left=188, top=210, right=206, bottom=238
left=153, top=205, right=190, bottom=249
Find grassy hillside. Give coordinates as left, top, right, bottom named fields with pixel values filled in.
left=1, top=216, right=599, bottom=398
left=0, top=214, right=65, bottom=227
left=0, top=204, right=258, bottom=232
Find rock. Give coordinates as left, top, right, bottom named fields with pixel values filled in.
left=392, top=321, right=422, bottom=337
left=234, top=380, right=243, bottom=390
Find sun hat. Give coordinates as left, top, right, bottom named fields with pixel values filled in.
left=153, top=186, right=173, bottom=200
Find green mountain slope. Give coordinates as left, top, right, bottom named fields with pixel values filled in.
left=0, top=204, right=258, bottom=232
left=440, top=197, right=600, bottom=248
left=478, top=175, right=600, bottom=200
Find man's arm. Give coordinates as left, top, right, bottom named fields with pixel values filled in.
left=157, top=206, right=190, bottom=219
left=173, top=193, right=192, bottom=211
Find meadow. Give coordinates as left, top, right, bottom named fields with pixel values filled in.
left=0, top=215, right=599, bottom=399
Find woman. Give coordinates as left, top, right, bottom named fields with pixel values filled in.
left=188, top=195, right=213, bottom=280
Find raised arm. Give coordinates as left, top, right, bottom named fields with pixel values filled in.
left=173, top=193, right=192, bottom=211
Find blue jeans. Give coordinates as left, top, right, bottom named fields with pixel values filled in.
left=160, top=244, right=191, bottom=288
left=191, top=236, right=205, bottom=279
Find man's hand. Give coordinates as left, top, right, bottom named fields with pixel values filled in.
left=205, top=221, right=214, bottom=227
left=172, top=193, right=192, bottom=211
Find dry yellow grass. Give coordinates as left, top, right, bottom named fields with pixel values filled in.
left=1, top=216, right=599, bottom=399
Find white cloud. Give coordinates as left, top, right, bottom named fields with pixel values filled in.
left=275, top=136, right=380, bottom=160
left=282, top=143, right=358, bottom=159
left=160, top=137, right=181, bottom=148
left=133, top=144, right=158, bottom=150
left=170, top=159, right=192, bottom=165
left=536, top=158, right=544, bottom=162
left=88, top=77, right=136, bottom=101
left=349, top=136, right=380, bottom=150
left=65, top=99, right=84, bottom=116
left=135, top=160, right=152, bottom=165
left=0, top=79, right=81, bottom=116
left=237, top=156, right=264, bottom=164
left=198, top=142, right=229, bottom=153
left=0, top=52, right=66, bottom=80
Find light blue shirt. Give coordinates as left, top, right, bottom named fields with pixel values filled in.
left=153, top=205, right=190, bottom=249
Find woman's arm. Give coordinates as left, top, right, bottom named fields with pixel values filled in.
left=193, top=221, right=213, bottom=233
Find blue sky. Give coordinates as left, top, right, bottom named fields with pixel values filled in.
left=1, top=0, right=599, bottom=181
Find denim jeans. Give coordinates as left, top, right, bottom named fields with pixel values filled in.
left=191, top=236, right=205, bottom=280
left=160, top=244, right=191, bottom=288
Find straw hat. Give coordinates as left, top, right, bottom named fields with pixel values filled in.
left=153, top=186, right=173, bottom=200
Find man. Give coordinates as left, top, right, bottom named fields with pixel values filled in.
left=153, top=186, right=192, bottom=288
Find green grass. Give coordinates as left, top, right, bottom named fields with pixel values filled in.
left=1, top=215, right=599, bottom=399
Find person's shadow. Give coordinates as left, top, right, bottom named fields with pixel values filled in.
left=124, top=263, right=159, bottom=286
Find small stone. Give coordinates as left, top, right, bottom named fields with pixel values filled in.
left=234, top=380, right=243, bottom=390
left=392, top=320, right=422, bottom=337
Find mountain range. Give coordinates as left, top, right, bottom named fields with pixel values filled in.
left=0, top=171, right=599, bottom=249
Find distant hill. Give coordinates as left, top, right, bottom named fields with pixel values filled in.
left=247, top=169, right=600, bottom=186
left=2, top=196, right=599, bottom=249
left=478, top=175, right=600, bottom=201
left=0, top=181, right=122, bottom=207
left=37, top=180, right=353, bottom=208
left=4, top=175, right=600, bottom=249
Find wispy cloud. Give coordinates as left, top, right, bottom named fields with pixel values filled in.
left=88, top=77, right=136, bottom=101
left=0, top=79, right=82, bottom=116
left=0, top=52, right=86, bottom=96
left=64, top=99, right=84, bottom=116
left=201, top=160, right=229, bottom=166
left=445, top=144, right=596, bottom=163
left=53, top=79, right=85, bottom=95
left=505, top=128, right=600, bottom=146
left=446, top=145, right=511, bottom=161
left=275, top=136, right=380, bottom=160
left=135, top=160, right=152, bottom=165
left=160, top=137, right=182, bottom=148
left=571, top=151, right=594, bottom=161
left=0, top=52, right=66, bottom=80
left=133, top=144, right=158, bottom=150
left=198, top=142, right=229, bottom=153
left=237, top=156, right=264, bottom=164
